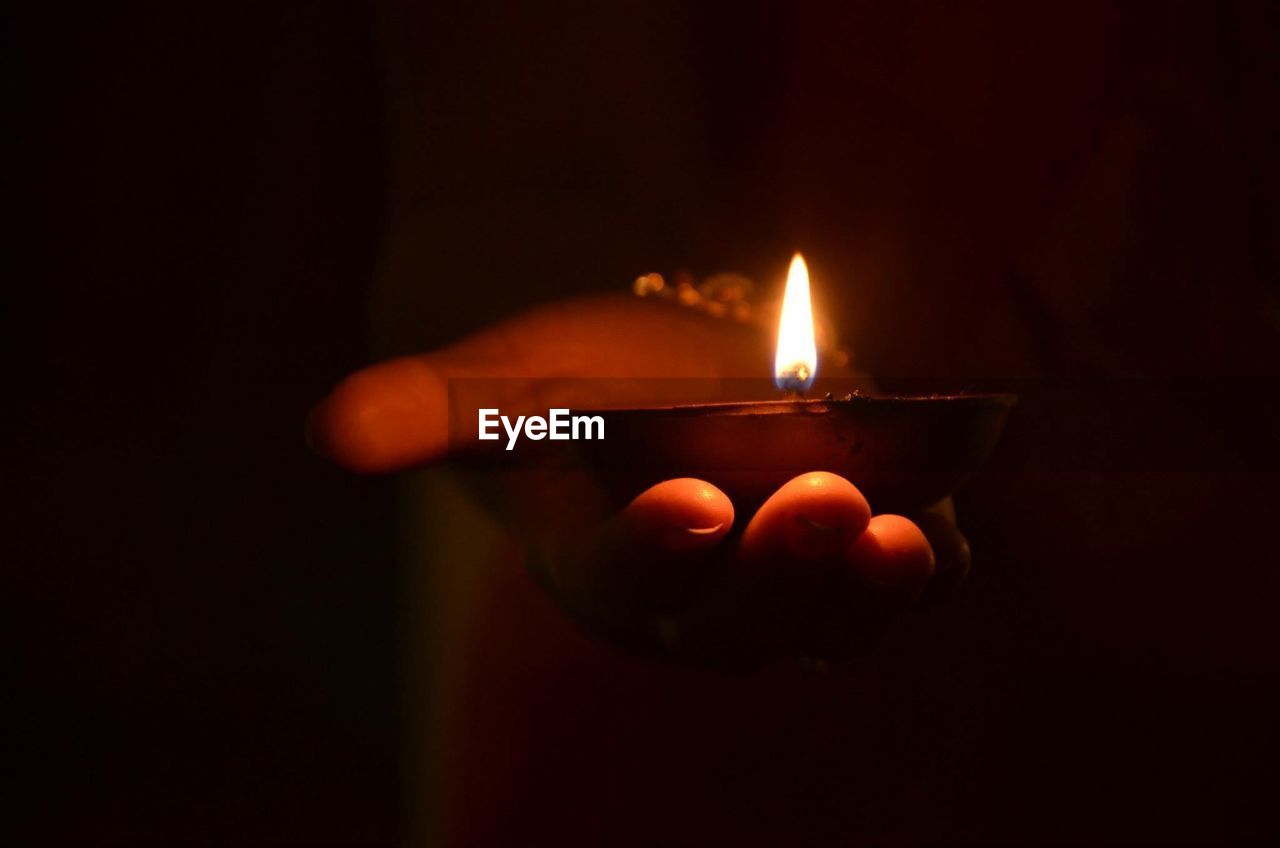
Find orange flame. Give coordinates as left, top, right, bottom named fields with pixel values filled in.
left=774, top=252, right=817, bottom=392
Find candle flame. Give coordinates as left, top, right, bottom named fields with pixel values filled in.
left=774, top=252, right=817, bottom=393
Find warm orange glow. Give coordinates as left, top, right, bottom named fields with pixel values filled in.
left=774, top=252, right=817, bottom=392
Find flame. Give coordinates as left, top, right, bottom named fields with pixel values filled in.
left=774, top=252, right=817, bottom=392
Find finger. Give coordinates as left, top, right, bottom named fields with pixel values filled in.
left=675, top=472, right=872, bottom=665
left=614, top=477, right=734, bottom=557
left=306, top=294, right=772, bottom=473
left=306, top=356, right=448, bottom=473
left=922, top=496, right=956, bottom=524
left=541, top=478, right=733, bottom=621
left=845, top=514, right=937, bottom=600
left=740, top=471, right=872, bottom=563
left=802, top=514, right=936, bottom=660
left=914, top=510, right=971, bottom=604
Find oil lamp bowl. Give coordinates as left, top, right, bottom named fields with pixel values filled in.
left=575, top=393, right=1016, bottom=515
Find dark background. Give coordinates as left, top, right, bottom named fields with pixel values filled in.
left=9, top=1, right=1280, bottom=844
left=10, top=2, right=399, bottom=844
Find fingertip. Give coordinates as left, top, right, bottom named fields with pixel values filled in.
left=845, top=514, right=936, bottom=598
left=565, top=479, right=730, bottom=616
left=624, top=478, right=734, bottom=553
left=744, top=471, right=872, bottom=559
left=307, top=358, right=448, bottom=473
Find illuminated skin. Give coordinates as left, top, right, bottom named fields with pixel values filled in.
left=307, top=293, right=969, bottom=663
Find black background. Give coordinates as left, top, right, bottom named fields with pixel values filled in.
left=10, top=2, right=398, bottom=843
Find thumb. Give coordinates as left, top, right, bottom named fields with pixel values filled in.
left=306, top=293, right=773, bottom=473
left=306, top=355, right=451, bottom=473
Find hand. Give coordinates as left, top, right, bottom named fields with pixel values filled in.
left=307, top=293, right=971, bottom=666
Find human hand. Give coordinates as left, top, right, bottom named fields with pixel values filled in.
left=307, top=293, right=970, bottom=666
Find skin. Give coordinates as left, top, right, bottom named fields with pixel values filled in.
left=307, top=293, right=968, bottom=666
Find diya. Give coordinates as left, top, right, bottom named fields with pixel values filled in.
left=464, top=253, right=1015, bottom=516
left=572, top=391, right=1014, bottom=515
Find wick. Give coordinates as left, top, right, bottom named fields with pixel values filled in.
left=777, top=363, right=811, bottom=399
